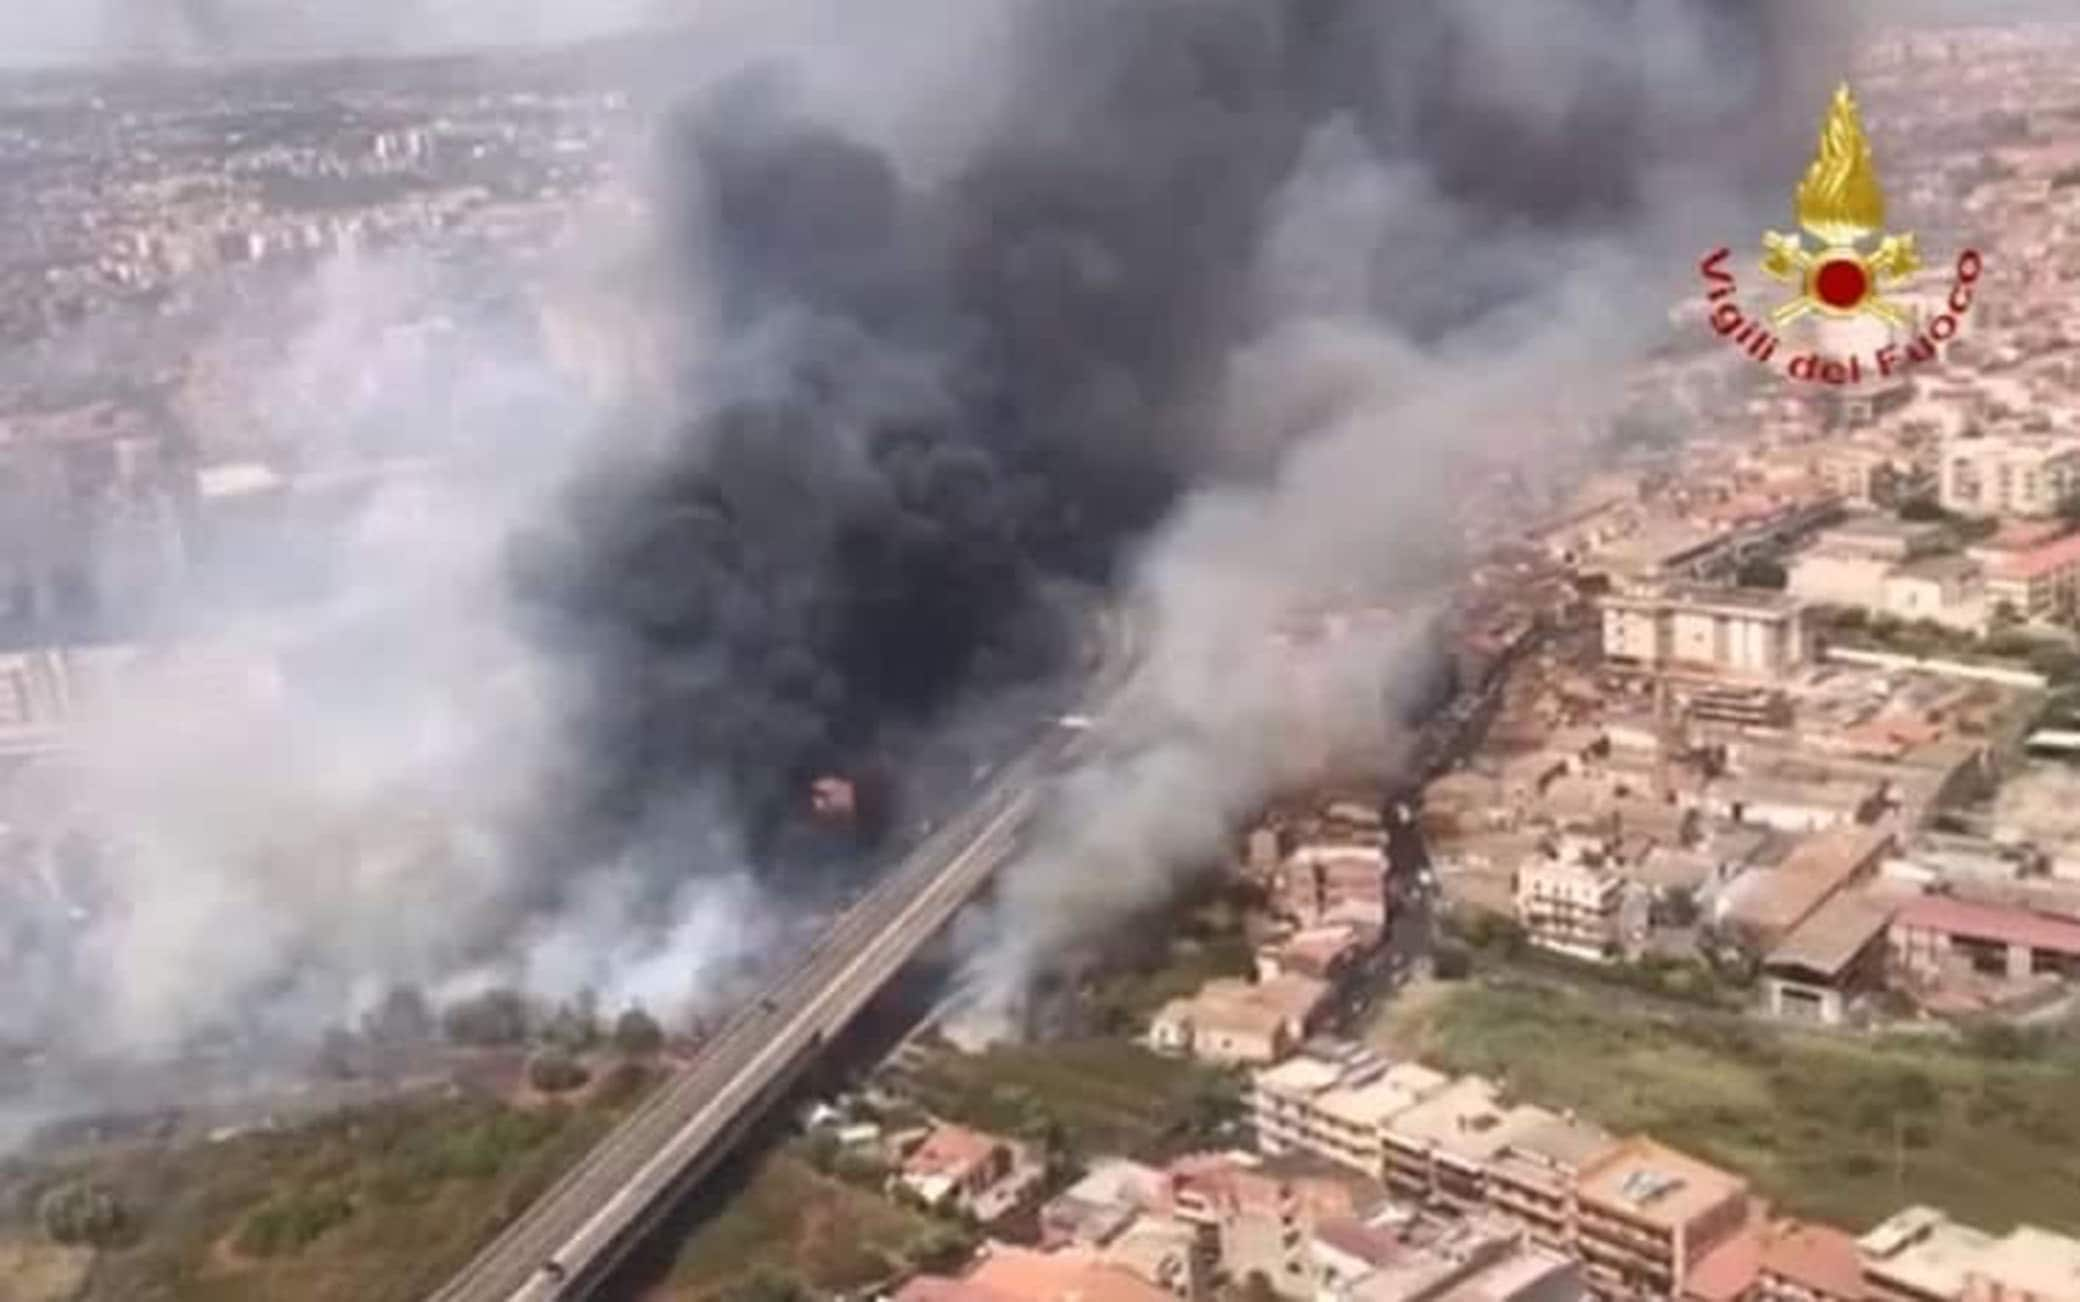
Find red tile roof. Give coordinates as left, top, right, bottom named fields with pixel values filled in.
left=1987, top=530, right=2080, bottom=581
left=906, top=1124, right=1010, bottom=1181
left=1894, top=894, right=2080, bottom=955
left=1761, top=1219, right=1864, bottom=1298
left=1684, top=1217, right=1762, bottom=1302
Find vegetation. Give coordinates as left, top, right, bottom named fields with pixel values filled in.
left=1442, top=909, right=1746, bottom=1009
left=886, top=1039, right=1241, bottom=1163
left=0, top=1080, right=659, bottom=1302
left=440, top=988, right=529, bottom=1046
left=614, top=1007, right=666, bottom=1057
left=661, top=1149, right=947, bottom=1301
left=526, top=1050, right=591, bottom=1095
left=1386, top=982, right=2080, bottom=1233
left=37, top=1180, right=129, bottom=1248
left=236, top=1187, right=355, bottom=1258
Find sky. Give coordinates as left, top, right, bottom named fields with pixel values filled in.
left=0, top=0, right=2072, bottom=69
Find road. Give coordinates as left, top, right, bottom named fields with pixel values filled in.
left=428, top=613, right=1135, bottom=1302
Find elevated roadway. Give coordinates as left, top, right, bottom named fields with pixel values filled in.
left=429, top=613, right=1135, bottom=1302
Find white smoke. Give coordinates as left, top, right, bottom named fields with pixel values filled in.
left=959, top=0, right=1861, bottom=1026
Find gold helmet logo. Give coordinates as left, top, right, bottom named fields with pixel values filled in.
left=1762, top=83, right=1920, bottom=327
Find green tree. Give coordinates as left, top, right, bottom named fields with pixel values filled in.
left=1898, top=496, right=1948, bottom=522
left=363, top=984, right=434, bottom=1044
left=442, top=989, right=529, bottom=1046
left=1736, top=557, right=1788, bottom=590
left=542, top=990, right=600, bottom=1052
left=527, top=1049, right=591, bottom=1095
left=38, top=1181, right=129, bottom=1248
left=613, top=1006, right=666, bottom=1057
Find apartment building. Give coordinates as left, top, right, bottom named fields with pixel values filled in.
left=1516, top=851, right=1628, bottom=962
left=1482, top=1113, right=1622, bottom=1255
left=1378, top=1077, right=1546, bottom=1210
left=1756, top=1219, right=1866, bottom=1302
left=1574, top=1138, right=1750, bottom=1299
left=1250, top=1050, right=1450, bottom=1181
left=1939, top=432, right=2080, bottom=518
left=1276, top=843, right=1391, bottom=930
left=1976, top=530, right=2080, bottom=622
left=1601, top=586, right=1813, bottom=682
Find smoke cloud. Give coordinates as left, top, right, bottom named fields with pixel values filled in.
left=3, top=0, right=1858, bottom=1091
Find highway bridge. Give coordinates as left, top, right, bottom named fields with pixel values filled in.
left=428, top=618, right=1134, bottom=1302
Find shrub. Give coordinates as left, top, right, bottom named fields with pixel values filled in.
left=612, top=1007, right=665, bottom=1057
left=442, top=988, right=529, bottom=1046
left=527, top=1049, right=591, bottom=1095
left=38, top=1181, right=129, bottom=1247
left=236, top=1188, right=354, bottom=1257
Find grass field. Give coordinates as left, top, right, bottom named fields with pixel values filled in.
left=886, top=1038, right=1240, bottom=1163
left=1, top=1063, right=659, bottom=1302
left=654, top=1149, right=948, bottom=1301
left=1380, top=980, right=2080, bottom=1234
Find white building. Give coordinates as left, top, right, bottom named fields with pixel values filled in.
left=1939, top=432, right=2080, bottom=517
left=1601, top=585, right=1813, bottom=681
left=1515, top=850, right=1627, bottom=962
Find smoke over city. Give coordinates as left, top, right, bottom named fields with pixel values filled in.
left=1, top=0, right=1853, bottom=1094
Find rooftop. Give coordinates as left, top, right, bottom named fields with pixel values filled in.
left=1859, top=1207, right=2000, bottom=1299
left=906, top=1123, right=1012, bottom=1180
left=1761, top=1219, right=1866, bottom=1299
left=1727, top=826, right=1892, bottom=940
left=1315, top=1062, right=1453, bottom=1131
left=1382, top=1077, right=1535, bottom=1163
left=1894, top=893, right=2080, bottom=955
left=1577, top=1137, right=1748, bottom=1232
left=1765, top=889, right=1897, bottom=979
left=1496, top=1112, right=1620, bottom=1174
left=1975, top=1226, right=2080, bottom=1297
left=963, top=1246, right=1174, bottom=1302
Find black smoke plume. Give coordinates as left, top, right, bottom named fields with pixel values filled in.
left=515, top=0, right=1825, bottom=882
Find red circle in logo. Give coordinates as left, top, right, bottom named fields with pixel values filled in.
left=1813, top=258, right=1869, bottom=309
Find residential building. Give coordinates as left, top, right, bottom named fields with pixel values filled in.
left=1149, top=976, right=1330, bottom=1068
left=1317, top=1213, right=1584, bottom=1302
left=1976, top=530, right=2080, bottom=622
left=1041, top=1160, right=1164, bottom=1250
left=1158, top=1155, right=1378, bottom=1300
left=1378, top=1077, right=1543, bottom=1210
left=1964, top=1225, right=2080, bottom=1302
left=1889, top=894, right=2080, bottom=983
left=1278, top=843, right=1392, bottom=930
left=1515, top=851, right=1627, bottom=962
left=1860, top=1207, right=2002, bottom=1302
left=1939, top=432, right=2080, bottom=518
left=1756, top=1218, right=1866, bottom=1302
left=1257, top=923, right=1378, bottom=988
left=1574, top=1138, right=1750, bottom=1299
left=1104, top=1216, right=1207, bottom=1300
left=1760, top=890, right=1897, bottom=1024
left=1482, top=1112, right=1621, bottom=1254
left=898, top=1245, right=1178, bottom=1302
left=1601, top=586, right=1813, bottom=682
left=1880, top=556, right=1986, bottom=632
left=1251, top=1050, right=1451, bottom=1181
left=898, top=1123, right=1036, bottom=1220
